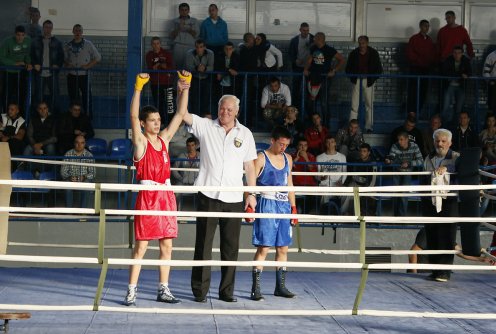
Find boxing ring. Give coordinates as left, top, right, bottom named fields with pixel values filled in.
left=1, top=151, right=496, bottom=333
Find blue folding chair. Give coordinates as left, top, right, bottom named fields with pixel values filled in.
left=86, top=138, right=107, bottom=156
left=256, top=142, right=270, bottom=152
left=109, top=139, right=132, bottom=159
left=11, top=170, right=34, bottom=192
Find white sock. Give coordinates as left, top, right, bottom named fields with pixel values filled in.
left=128, top=284, right=137, bottom=290
left=159, top=282, right=168, bottom=289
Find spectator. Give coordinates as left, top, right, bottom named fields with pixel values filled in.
left=199, top=4, right=228, bottom=60
left=440, top=46, right=471, bottom=127
left=25, top=7, right=42, bottom=39
left=421, top=128, right=459, bottom=282
left=345, top=35, right=383, bottom=133
left=23, top=101, right=57, bottom=156
left=451, top=111, right=478, bottom=152
left=316, top=135, right=347, bottom=214
left=390, top=114, right=425, bottom=156
left=303, top=32, right=345, bottom=120
left=421, top=114, right=442, bottom=156
left=254, top=33, right=283, bottom=72
left=169, top=121, right=191, bottom=158
left=238, top=32, right=258, bottom=123
left=292, top=137, right=317, bottom=213
left=185, top=39, right=214, bottom=115
left=437, top=10, right=474, bottom=62
left=145, top=37, right=175, bottom=125
left=406, top=19, right=436, bottom=115
left=60, top=134, right=95, bottom=208
left=172, top=136, right=200, bottom=185
left=304, top=113, right=328, bottom=156
left=31, top=19, right=64, bottom=113
left=289, top=22, right=314, bottom=107
left=0, top=25, right=32, bottom=112
left=479, top=113, right=496, bottom=164
left=335, top=119, right=364, bottom=161
left=214, top=41, right=240, bottom=99
left=169, top=2, right=199, bottom=69
left=0, top=102, right=26, bottom=156
left=281, top=105, right=304, bottom=149
left=342, top=143, right=376, bottom=215
left=292, top=138, right=317, bottom=187
left=483, top=48, right=496, bottom=113
left=64, top=24, right=101, bottom=118
left=385, top=131, right=423, bottom=217
left=57, top=102, right=94, bottom=154
left=260, top=77, right=291, bottom=126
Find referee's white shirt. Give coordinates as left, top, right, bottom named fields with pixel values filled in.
left=188, top=114, right=257, bottom=203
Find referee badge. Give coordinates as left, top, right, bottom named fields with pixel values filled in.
left=234, top=137, right=243, bottom=148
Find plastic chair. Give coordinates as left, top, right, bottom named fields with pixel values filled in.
left=11, top=170, right=34, bottom=193
left=86, top=138, right=107, bottom=156
left=256, top=142, right=270, bottom=152
left=109, top=139, right=132, bottom=159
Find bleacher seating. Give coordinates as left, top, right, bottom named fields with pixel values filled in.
left=109, top=139, right=132, bottom=159
left=86, top=138, right=108, bottom=156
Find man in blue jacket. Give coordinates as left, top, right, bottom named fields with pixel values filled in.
left=200, top=4, right=228, bottom=63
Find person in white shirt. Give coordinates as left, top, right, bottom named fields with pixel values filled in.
left=183, top=94, right=257, bottom=303
left=316, top=135, right=347, bottom=214
left=260, top=77, right=292, bottom=125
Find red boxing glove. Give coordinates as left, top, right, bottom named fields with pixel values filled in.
left=245, top=206, right=255, bottom=223
left=291, top=205, right=298, bottom=226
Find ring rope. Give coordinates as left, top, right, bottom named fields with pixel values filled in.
left=0, top=304, right=494, bottom=319
left=4, top=243, right=461, bottom=255
left=4, top=179, right=496, bottom=193
left=2, top=207, right=495, bottom=224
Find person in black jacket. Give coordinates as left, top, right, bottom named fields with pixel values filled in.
left=57, top=101, right=94, bottom=154
left=238, top=33, right=258, bottom=125
left=23, top=101, right=57, bottom=156
left=213, top=41, right=240, bottom=100
left=451, top=111, right=478, bottom=151
left=30, top=20, right=64, bottom=113
left=441, top=45, right=472, bottom=127
left=345, top=35, right=383, bottom=133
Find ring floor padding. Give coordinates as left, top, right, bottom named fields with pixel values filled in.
left=0, top=268, right=494, bottom=333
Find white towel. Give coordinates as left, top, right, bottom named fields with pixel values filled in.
left=431, top=172, right=450, bottom=212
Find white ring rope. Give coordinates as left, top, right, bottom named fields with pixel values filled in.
left=4, top=242, right=461, bottom=256
left=3, top=207, right=496, bottom=225
left=0, top=304, right=493, bottom=319
left=1, top=254, right=493, bottom=271
left=4, top=179, right=496, bottom=193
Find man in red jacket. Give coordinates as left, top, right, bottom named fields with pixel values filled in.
left=406, top=20, right=436, bottom=115
left=145, top=37, right=175, bottom=126
left=437, top=10, right=474, bottom=62
left=304, top=113, right=328, bottom=156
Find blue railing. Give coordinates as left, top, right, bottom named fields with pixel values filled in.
left=1, top=65, right=494, bottom=133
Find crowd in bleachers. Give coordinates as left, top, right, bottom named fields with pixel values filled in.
left=2, top=4, right=496, bottom=212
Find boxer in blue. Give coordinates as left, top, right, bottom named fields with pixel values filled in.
left=250, top=126, right=298, bottom=301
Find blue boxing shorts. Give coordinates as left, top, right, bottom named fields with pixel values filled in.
left=252, top=195, right=292, bottom=247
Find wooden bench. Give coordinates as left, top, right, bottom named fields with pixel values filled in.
left=0, top=313, right=31, bottom=332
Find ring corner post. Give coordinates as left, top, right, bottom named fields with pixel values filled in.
left=0, top=142, right=12, bottom=255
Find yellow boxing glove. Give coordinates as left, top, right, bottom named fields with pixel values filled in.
left=177, top=71, right=192, bottom=84
left=134, top=74, right=149, bottom=91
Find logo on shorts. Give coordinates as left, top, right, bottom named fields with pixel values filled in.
left=234, top=137, right=243, bottom=148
